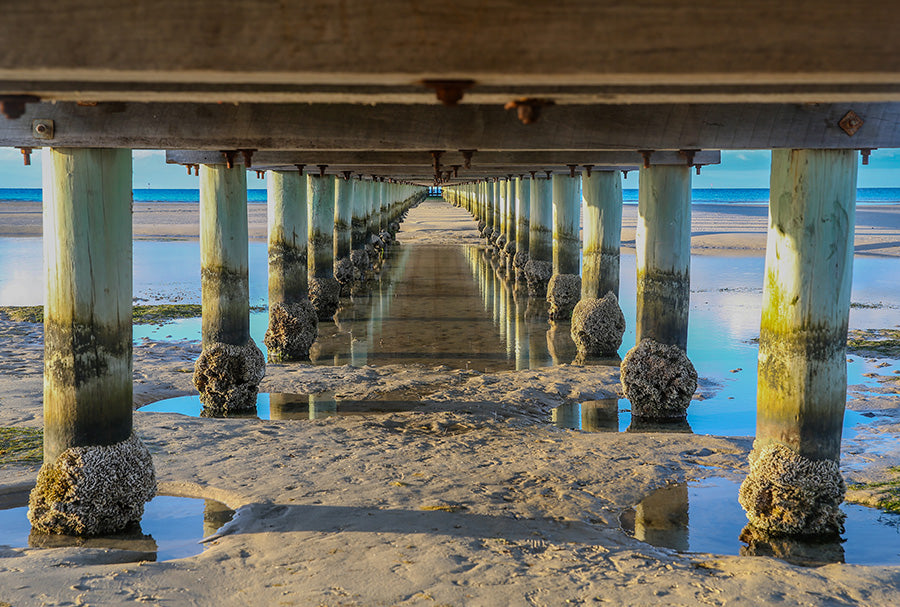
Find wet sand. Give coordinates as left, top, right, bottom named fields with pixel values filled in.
left=1, top=200, right=900, bottom=605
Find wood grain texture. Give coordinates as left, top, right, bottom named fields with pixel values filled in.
left=2, top=103, right=897, bottom=151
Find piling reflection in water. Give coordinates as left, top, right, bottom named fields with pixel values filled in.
left=551, top=400, right=619, bottom=432
left=306, top=244, right=564, bottom=372
left=619, top=477, right=900, bottom=566
left=0, top=494, right=235, bottom=562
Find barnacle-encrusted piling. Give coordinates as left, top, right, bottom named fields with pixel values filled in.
left=36, top=148, right=155, bottom=535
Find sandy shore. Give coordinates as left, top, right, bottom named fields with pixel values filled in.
left=3, top=200, right=900, bottom=257
left=1, top=201, right=900, bottom=605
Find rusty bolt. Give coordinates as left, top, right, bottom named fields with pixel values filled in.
left=18, top=147, right=32, bottom=166
left=504, top=98, right=555, bottom=125
left=317, top=165, right=328, bottom=177
left=623, top=170, right=630, bottom=179
left=861, top=148, right=875, bottom=165
left=421, top=80, right=475, bottom=106
left=239, top=149, right=255, bottom=169
left=583, top=165, right=593, bottom=178
left=185, top=165, right=191, bottom=176
left=0, top=95, right=39, bottom=120
left=567, top=164, right=577, bottom=178
left=32, top=119, right=54, bottom=140
left=459, top=149, right=476, bottom=169
left=839, top=111, right=864, bottom=136
left=451, top=165, right=460, bottom=178
left=222, top=151, right=237, bottom=169
left=529, top=171, right=537, bottom=180
left=695, top=165, right=702, bottom=176
left=544, top=171, right=552, bottom=180
left=341, top=170, right=352, bottom=181
left=295, top=164, right=305, bottom=174
left=679, top=149, right=699, bottom=167
left=638, top=150, right=654, bottom=169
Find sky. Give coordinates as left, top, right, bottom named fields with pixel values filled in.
left=0, top=148, right=898, bottom=189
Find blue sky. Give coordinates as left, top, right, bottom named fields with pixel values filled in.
left=0, top=149, right=898, bottom=189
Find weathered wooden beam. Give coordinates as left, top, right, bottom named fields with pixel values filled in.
left=2, top=1, right=900, bottom=101
left=167, top=150, right=721, bottom=170
left=1, top=102, right=895, bottom=150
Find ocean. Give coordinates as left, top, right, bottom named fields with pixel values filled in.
left=1, top=187, right=899, bottom=204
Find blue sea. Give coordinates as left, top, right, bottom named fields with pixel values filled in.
left=2, top=187, right=899, bottom=204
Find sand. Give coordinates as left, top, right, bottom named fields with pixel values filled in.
left=3, top=199, right=900, bottom=257
left=1, top=200, right=899, bottom=606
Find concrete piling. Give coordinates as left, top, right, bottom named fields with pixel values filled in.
left=308, top=174, right=340, bottom=320
left=193, top=164, right=266, bottom=415
left=547, top=174, right=582, bottom=321
left=739, top=149, right=858, bottom=538
left=264, top=170, right=317, bottom=362
left=30, top=147, right=156, bottom=536
left=525, top=176, right=553, bottom=297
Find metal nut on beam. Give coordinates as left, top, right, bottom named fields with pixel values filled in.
left=421, top=80, right=475, bottom=106
left=504, top=98, right=555, bottom=125
left=32, top=119, right=54, bottom=140
left=839, top=110, right=864, bottom=136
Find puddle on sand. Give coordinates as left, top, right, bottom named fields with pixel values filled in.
left=619, top=477, right=900, bottom=566
left=551, top=401, right=875, bottom=440
left=140, top=391, right=431, bottom=419
left=0, top=491, right=234, bottom=561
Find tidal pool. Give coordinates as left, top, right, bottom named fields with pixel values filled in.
left=619, top=477, right=900, bottom=566
left=1, top=236, right=898, bottom=438
left=0, top=491, right=234, bottom=561
left=140, top=391, right=428, bottom=419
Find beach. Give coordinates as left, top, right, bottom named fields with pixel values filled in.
left=1, top=199, right=899, bottom=605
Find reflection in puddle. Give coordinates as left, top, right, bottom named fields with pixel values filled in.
left=552, top=400, right=871, bottom=438
left=619, top=477, right=900, bottom=566
left=140, top=391, right=430, bottom=419
left=0, top=493, right=234, bottom=561
left=1, top=237, right=899, bottom=438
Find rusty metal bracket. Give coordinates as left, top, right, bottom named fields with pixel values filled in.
left=679, top=149, right=700, bottom=167
left=638, top=150, right=654, bottom=169
left=544, top=170, right=552, bottom=180
left=529, top=171, right=537, bottom=180
left=222, top=151, right=237, bottom=169
left=317, top=164, right=328, bottom=177
left=421, top=80, right=475, bottom=106
left=839, top=110, right=864, bottom=136
left=1, top=95, right=39, bottom=120
left=459, top=149, right=476, bottom=169
left=341, top=170, right=352, bottom=181
left=32, top=119, right=54, bottom=140
left=295, top=164, right=305, bottom=174
left=567, top=164, right=578, bottom=178
left=504, top=98, right=555, bottom=125
left=256, top=170, right=265, bottom=179
left=583, top=165, right=593, bottom=178
left=239, top=149, right=256, bottom=168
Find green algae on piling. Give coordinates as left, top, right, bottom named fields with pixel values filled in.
left=0, top=426, right=43, bottom=465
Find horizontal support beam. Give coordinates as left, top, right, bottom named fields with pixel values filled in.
left=1, top=102, right=896, bottom=151
left=166, top=150, right=720, bottom=170
left=5, top=81, right=900, bottom=106
left=2, top=1, right=900, bottom=104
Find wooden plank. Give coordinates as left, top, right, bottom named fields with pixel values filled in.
left=2, top=102, right=896, bottom=150
left=2, top=1, right=900, bottom=93
left=166, top=150, right=721, bottom=168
